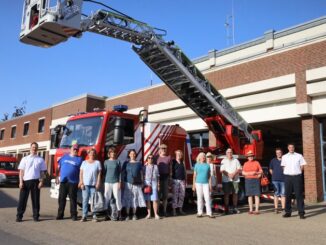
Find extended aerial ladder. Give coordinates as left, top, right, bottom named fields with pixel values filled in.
left=20, top=0, right=263, bottom=158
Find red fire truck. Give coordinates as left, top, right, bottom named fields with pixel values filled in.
left=20, top=0, right=264, bottom=202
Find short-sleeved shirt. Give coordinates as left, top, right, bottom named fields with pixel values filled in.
left=58, top=154, right=82, bottom=184
left=156, top=155, right=171, bottom=175
left=269, top=158, right=284, bottom=182
left=243, top=160, right=262, bottom=179
left=143, top=164, right=159, bottom=183
left=281, top=152, right=307, bottom=175
left=18, top=154, right=47, bottom=181
left=125, top=161, right=143, bottom=184
left=80, top=160, right=101, bottom=186
left=220, top=157, right=242, bottom=183
left=172, top=159, right=186, bottom=180
left=104, top=159, right=121, bottom=183
left=194, top=163, right=210, bottom=184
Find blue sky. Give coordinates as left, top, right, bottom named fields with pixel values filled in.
left=1, top=0, right=326, bottom=117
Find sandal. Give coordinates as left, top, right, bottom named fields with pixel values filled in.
left=248, top=211, right=254, bottom=215
left=253, top=211, right=260, bottom=215
left=145, top=215, right=151, bottom=219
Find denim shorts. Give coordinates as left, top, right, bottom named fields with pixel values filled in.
left=272, top=181, right=285, bottom=197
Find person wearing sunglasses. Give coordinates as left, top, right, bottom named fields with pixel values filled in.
left=155, top=144, right=172, bottom=217
left=55, top=143, right=82, bottom=221
left=143, top=154, right=160, bottom=220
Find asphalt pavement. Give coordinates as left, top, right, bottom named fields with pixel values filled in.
left=0, top=187, right=325, bottom=245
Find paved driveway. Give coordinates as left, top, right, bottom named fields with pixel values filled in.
left=0, top=187, right=325, bottom=245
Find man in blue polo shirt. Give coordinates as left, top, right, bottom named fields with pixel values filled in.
left=269, top=148, right=285, bottom=214
left=55, top=144, right=82, bottom=221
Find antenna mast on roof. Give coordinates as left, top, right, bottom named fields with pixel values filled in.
left=225, top=0, right=235, bottom=47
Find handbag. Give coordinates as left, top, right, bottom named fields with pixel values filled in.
left=143, top=165, right=154, bottom=194
left=260, top=172, right=270, bottom=187
left=91, top=191, right=105, bottom=213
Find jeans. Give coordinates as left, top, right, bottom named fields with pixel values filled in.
left=195, top=183, right=212, bottom=216
left=57, top=182, right=78, bottom=218
left=82, top=185, right=96, bottom=218
left=284, top=175, right=305, bottom=215
left=272, top=181, right=285, bottom=197
left=104, top=182, right=121, bottom=219
left=17, top=179, right=40, bottom=219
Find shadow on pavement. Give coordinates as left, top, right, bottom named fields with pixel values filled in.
left=304, top=204, right=326, bottom=218
left=0, top=189, right=18, bottom=208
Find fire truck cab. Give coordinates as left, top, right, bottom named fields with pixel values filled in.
left=50, top=105, right=193, bottom=200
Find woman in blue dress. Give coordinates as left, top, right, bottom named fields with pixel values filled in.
left=143, top=154, right=160, bottom=220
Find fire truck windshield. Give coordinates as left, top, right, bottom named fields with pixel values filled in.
left=59, top=116, right=104, bottom=148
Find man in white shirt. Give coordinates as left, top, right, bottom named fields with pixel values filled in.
left=281, top=143, right=307, bottom=219
left=16, top=142, right=47, bottom=222
left=220, top=148, right=242, bottom=214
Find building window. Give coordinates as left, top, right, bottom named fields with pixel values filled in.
left=0, top=129, right=4, bottom=140
left=37, top=150, right=46, bottom=159
left=11, top=126, right=16, bottom=139
left=38, top=118, right=45, bottom=133
left=189, top=131, right=209, bottom=148
left=23, top=122, right=30, bottom=136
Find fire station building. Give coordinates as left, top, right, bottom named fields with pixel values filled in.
left=1, top=17, right=326, bottom=202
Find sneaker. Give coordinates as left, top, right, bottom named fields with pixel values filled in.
left=233, top=208, right=240, bottom=214
left=196, top=214, right=203, bottom=218
left=132, top=215, right=138, bottom=221
left=80, top=217, right=87, bottom=222
left=92, top=217, right=99, bottom=222
left=299, top=214, right=305, bottom=220
left=16, top=217, right=22, bottom=222
left=56, top=216, right=64, bottom=220
left=154, top=215, right=161, bottom=220
left=208, top=215, right=215, bottom=219
left=125, top=216, right=130, bottom=221
left=71, top=216, right=78, bottom=221
left=111, top=216, right=118, bottom=221
left=274, top=209, right=279, bottom=214
left=33, top=217, right=40, bottom=222
left=104, top=216, right=110, bottom=221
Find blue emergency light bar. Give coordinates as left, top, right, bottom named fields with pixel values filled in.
left=113, top=105, right=128, bottom=112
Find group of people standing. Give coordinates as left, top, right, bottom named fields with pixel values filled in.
left=15, top=141, right=307, bottom=222
left=55, top=143, right=187, bottom=222
left=220, top=143, right=306, bottom=219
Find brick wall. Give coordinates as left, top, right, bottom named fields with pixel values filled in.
left=302, top=116, right=324, bottom=202
left=205, top=41, right=326, bottom=90
left=0, top=108, right=52, bottom=148
left=52, top=97, right=88, bottom=119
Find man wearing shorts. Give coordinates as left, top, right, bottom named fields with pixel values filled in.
left=221, top=148, right=242, bottom=214
left=269, top=148, right=285, bottom=214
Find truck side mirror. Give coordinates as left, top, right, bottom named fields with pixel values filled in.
left=50, top=125, right=64, bottom=149
left=113, top=117, right=126, bottom=145
left=139, top=109, right=148, bottom=123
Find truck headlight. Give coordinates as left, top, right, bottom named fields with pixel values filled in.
left=0, top=173, right=6, bottom=181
